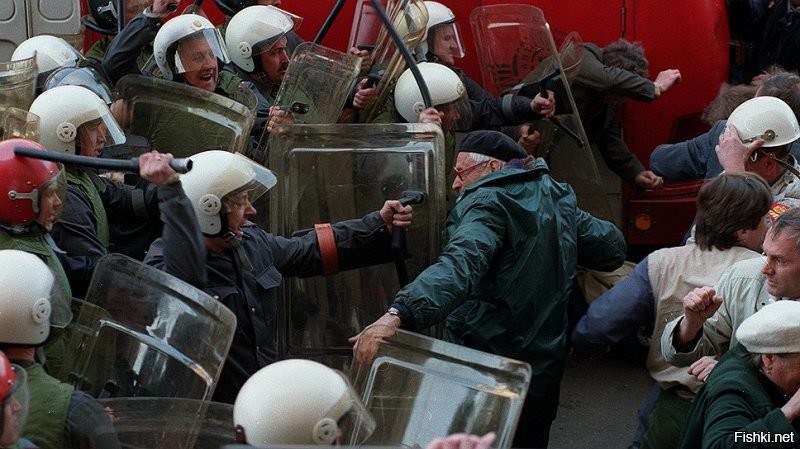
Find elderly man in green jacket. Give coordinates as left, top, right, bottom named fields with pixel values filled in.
left=351, top=130, right=626, bottom=449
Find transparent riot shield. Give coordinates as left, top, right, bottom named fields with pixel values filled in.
left=97, top=398, right=235, bottom=449
left=470, top=5, right=614, bottom=222
left=114, top=74, right=257, bottom=159
left=257, top=43, right=362, bottom=153
left=0, top=106, right=39, bottom=141
left=350, top=329, right=532, bottom=449
left=0, top=56, right=37, bottom=111
left=352, top=0, right=429, bottom=122
left=63, top=254, right=237, bottom=401
left=267, top=123, right=446, bottom=370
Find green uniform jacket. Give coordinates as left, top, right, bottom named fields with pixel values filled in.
left=396, top=159, right=626, bottom=391
left=23, top=364, right=73, bottom=449
left=679, top=344, right=800, bottom=449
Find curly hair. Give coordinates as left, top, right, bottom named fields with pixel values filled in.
left=702, top=83, right=757, bottom=126
left=758, top=68, right=800, bottom=125
left=602, top=39, right=649, bottom=78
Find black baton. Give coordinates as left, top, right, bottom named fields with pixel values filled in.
left=14, top=147, right=192, bottom=174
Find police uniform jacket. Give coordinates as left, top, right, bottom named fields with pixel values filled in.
left=145, top=183, right=395, bottom=403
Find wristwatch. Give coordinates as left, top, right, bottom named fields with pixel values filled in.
left=387, top=307, right=401, bottom=318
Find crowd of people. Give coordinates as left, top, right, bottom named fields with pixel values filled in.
left=2, top=0, right=800, bottom=448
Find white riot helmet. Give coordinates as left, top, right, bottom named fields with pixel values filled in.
left=153, top=14, right=231, bottom=81
left=394, top=62, right=472, bottom=132
left=728, top=96, right=800, bottom=148
left=421, top=1, right=464, bottom=61
left=179, top=150, right=277, bottom=237
left=0, top=250, right=73, bottom=346
left=233, top=359, right=376, bottom=446
left=11, top=35, right=84, bottom=88
left=28, top=85, right=125, bottom=155
left=226, top=5, right=302, bottom=73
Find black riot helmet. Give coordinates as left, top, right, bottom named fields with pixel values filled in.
left=83, top=0, right=152, bottom=35
left=214, top=0, right=260, bottom=16
left=82, top=0, right=121, bottom=34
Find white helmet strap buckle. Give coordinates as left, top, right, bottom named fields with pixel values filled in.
left=741, top=129, right=776, bottom=144
left=56, top=122, right=77, bottom=143
left=31, top=298, right=51, bottom=324
left=237, top=42, right=252, bottom=59
left=198, top=194, right=222, bottom=215
left=312, top=417, right=338, bottom=445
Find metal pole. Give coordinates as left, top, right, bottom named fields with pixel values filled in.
left=313, top=0, right=348, bottom=44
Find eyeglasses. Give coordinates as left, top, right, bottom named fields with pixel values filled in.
left=452, top=160, right=489, bottom=181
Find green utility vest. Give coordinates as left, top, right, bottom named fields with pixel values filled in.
left=23, top=364, right=73, bottom=449
left=66, top=170, right=110, bottom=247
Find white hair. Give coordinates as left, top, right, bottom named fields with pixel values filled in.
left=462, top=151, right=505, bottom=166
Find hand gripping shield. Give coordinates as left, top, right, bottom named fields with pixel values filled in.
left=350, top=329, right=532, bottom=449
left=61, top=254, right=236, bottom=401
left=349, top=0, right=429, bottom=123
left=255, top=42, right=362, bottom=159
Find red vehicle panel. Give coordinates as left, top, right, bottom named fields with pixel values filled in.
left=84, top=0, right=728, bottom=248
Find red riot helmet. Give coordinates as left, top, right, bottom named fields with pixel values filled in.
left=0, top=351, right=29, bottom=448
left=0, top=139, right=62, bottom=230
left=0, top=353, right=15, bottom=403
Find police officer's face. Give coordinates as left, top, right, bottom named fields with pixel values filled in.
left=431, top=26, right=459, bottom=65
left=258, top=37, right=290, bottom=84
left=77, top=119, right=108, bottom=157
left=177, top=37, right=219, bottom=92
left=35, top=183, right=64, bottom=233
left=226, top=191, right=256, bottom=238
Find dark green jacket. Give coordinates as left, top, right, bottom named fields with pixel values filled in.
left=396, top=159, right=625, bottom=389
left=679, top=344, right=800, bottom=449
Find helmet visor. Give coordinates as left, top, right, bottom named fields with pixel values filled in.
left=33, top=168, right=67, bottom=233
left=428, top=21, right=465, bottom=60
left=222, top=153, right=278, bottom=206
left=78, top=109, right=126, bottom=152
left=44, top=67, right=115, bottom=105
left=328, top=370, right=376, bottom=445
left=173, top=29, right=231, bottom=75
left=47, top=268, right=73, bottom=329
left=436, top=92, right=473, bottom=133
left=1, top=365, right=29, bottom=446
left=251, top=7, right=303, bottom=56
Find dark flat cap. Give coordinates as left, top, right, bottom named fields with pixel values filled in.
left=457, top=130, right=527, bottom=162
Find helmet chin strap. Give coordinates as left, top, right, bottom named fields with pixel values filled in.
left=224, top=229, right=253, bottom=272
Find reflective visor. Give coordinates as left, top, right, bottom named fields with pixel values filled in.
left=173, top=28, right=231, bottom=74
